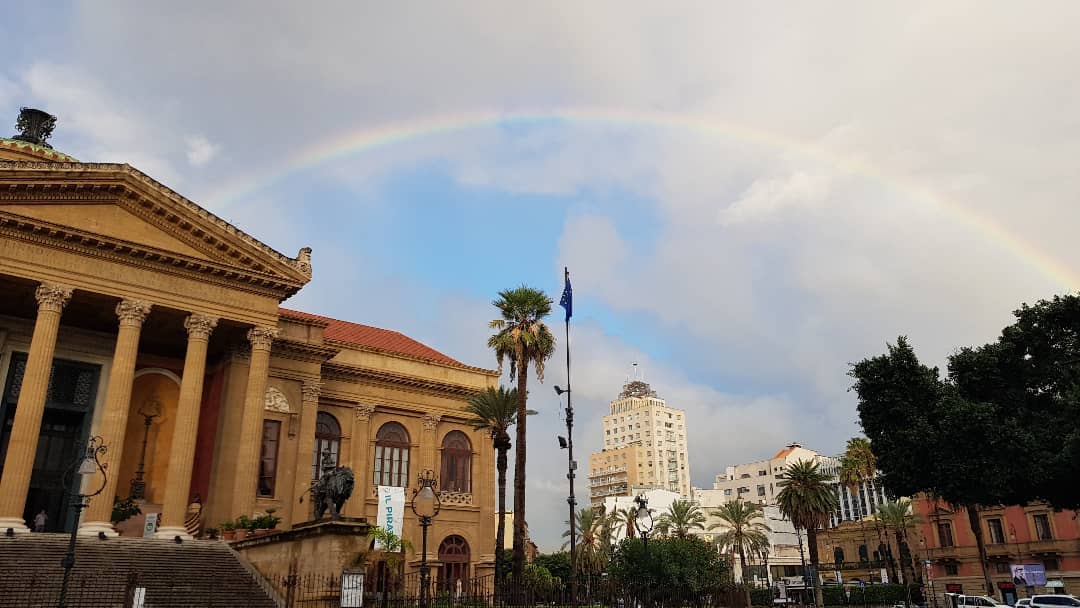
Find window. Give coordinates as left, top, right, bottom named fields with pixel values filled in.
left=440, top=430, right=471, bottom=492
left=1033, top=513, right=1053, bottom=540
left=374, top=422, right=410, bottom=487
left=313, top=412, right=342, bottom=480
left=987, top=518, right=1005, bottom=544
left=938, top=522, right=955, bottom=547
left=1043, top=557, right=1059, bottom=571
left=944, top=564, right=959, bottom=576
left=258, top=420, right=281, bottom=497
left=437, top=535, right=470, bottom=592
left=995, top=562, right=1010, bottom=574
left=758, top=470, right=767, bottom=476
left=724, top=489, right=732, bottom=496
left=757, top=485, right=766, bottom=497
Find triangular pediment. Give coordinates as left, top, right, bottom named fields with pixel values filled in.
left=0, top=162, right=312, bottom=298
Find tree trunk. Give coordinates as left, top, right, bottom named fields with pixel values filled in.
left=896, top=529, right=916, bottom=592
left=512, top=362, right=529, bottom=583
left=495, top=435, right=509, bottom=583
left=807, top=527, right=824, bottom=608
left=740, top=545, right=752, bottom=608
left=965, top=504, right=994, bottom=595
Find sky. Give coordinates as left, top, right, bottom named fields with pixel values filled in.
left=3, top=1, right=1080, bottom=551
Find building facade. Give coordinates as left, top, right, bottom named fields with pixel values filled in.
left=0, top=111, right=499, bottom=582
left=587, top=379, right=691, bottom=506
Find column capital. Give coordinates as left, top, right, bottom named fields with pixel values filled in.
left=246, top=326, right=279, bottom=351
left=301, top=381, right=323, bottom=402
left=183, top=314, right=218, bottom=341
left=115, top=300, right=153, bottom=327
left=355, top=404, right=376, bottom=422
left=34, top=283, right=73, bottom=313
left=422, top=413, right=442, bottom=431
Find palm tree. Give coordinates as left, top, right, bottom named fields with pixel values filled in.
left=839, top=438, right=886, bottom=580
left=655, top=499, right=707, bottom=538
left=465, top=386, right=533, bottom=583
left=488, top=286, right=556, bottom=581
left=876, top=499, right=921, bottom=589
left=364, top=526, right=414, bottom=593
left=562, top=507, right=610, bottom=574
left=776, top=459, right=839, bottom=608
left=709, top=499, right=772, bottom=584
left=615, top=506, right=638, bottom=539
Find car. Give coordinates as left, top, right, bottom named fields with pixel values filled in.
left=946, top=593, right=1013, bottom=608
left=1029, top=595, right=1080, bottom=608
left=1017, top=599, right=1032, bottom=608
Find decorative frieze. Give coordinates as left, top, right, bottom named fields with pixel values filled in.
left=34, top=283, right=72, bottom=313
left=440, top=491, right=474, bottom=506
left=247, top=326, right=279, bottom=351
left=183, top=314, right=218, bottom=341
left=264, top=387, right=291, bottom=413
left=115, top=299, right=152, bottom=326
left=301, top=381, right=323, bottom=402
left=422, top=413, right=442, bottom=431
left=355, top=405, right=376, bottom=422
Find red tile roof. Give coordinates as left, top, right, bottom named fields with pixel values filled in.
left=279, top=308, right=464, bottom=367
left=773, top=447, right=795, bottom=459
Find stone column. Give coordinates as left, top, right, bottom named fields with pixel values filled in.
left=230, top=326, right=278, bottom=517
left=291, top=380, right=322, bottom=526
left=80, top=299, right=153, bottom=536
left=0, top=283, right=72, bottom=533
left=343, top=404, right=376, bottom=518
left=156, top=313, right=217, bottom=539
left=421, top=413, right=441, bottom=473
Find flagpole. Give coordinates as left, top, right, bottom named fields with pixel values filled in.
left=562, top=267, right=578, bottom=608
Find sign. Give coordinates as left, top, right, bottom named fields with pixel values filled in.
left=881, top=568, right=889, bottom=584
left=1011, top=564, right=1047, bottom=587
left=132, top=588, right=146, bottom=608
left=375, top=486, right=405, bottom=548
left=835, top=571, right=843, bottom=585
left=946, top=584, right=963, bottom=593
left=998, top=582, right=1016, bottom=591
left=341, top=570, right=364, bottom=607
left=143, top=513, right=159, bottom=538
left=777, top=581, right=788, bottom=600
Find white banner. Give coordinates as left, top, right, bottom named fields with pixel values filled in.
left=341, top=571, right=364, bottom=607
left=143, top=513, right=158, bottom=538
left=376, top=486, right=405, bottom=548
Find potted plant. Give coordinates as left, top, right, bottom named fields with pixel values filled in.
left=221, top=520, right=237, bottom=541
left=111, top=496, right=142, bottom=529
left=263, top=508, right=282, bottom=534
left=204, top=527, right=219, bottom=540
left=235, top=515, right=253, bottom=541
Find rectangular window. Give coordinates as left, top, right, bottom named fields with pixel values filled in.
left=258, top=420, right=281, bottom=497
left=938, top=522, right=955, bottom=547
left=1043, top=558, right=1059, bottom=571
left=944, top=564, right=959, bottom=576
left=987, top=518, right=1005, bottom=544
left=1033, top=513, right=1053, bottom=540
left=757, top=485, right=766, bottom=497
left=995, top=562, right=1010, bottom=574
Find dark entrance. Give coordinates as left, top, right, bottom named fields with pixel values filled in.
left=0, top=352, right=100, bottom=532
left=437, top=535, right=470, bottom=594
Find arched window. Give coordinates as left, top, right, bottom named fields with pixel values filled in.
left=312, top=412, right=341, bottom=480
left=834, top=546, right=845, bottom=565
left=374, top=422, right=410, bottom=487
left=440, top=430, right=472, bottom=493
left=438, top=535, right=470, bottom=592
left=858, top=544, right=869, bottom=564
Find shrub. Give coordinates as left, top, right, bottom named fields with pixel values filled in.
left=111, top=496, right=142, bottom=524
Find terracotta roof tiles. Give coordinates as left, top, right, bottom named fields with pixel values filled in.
left=279, top=308, right=464, bottom=367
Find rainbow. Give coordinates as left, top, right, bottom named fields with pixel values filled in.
left=205, top=107, right=1078, bottom=290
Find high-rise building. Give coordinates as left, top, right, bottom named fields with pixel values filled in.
left=587, top=379, right=691, bottom=507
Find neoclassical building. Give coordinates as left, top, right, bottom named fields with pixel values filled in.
left=0, top=109, right=499, bottom=582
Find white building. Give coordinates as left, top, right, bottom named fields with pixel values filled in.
left=591, top=379, right=692, bottom=499
left=601, top=488, right=682, bottom=543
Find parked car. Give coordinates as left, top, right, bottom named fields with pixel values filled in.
left=946, top=593, right=1013, bottom=608
left=1029, top=595, right=1080, bottom=608
left=1016, top=599, right=1032, bottom=608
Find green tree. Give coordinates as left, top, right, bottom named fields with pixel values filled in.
left=876, top=498, right=921, bottom=589
left=851, top=336, right=1009, bottom=594
left=464, top=386, right=533, bottom=584
left=562, top=507, right=611, bottom=574
left=709, top=499, right=771, bottom=581
left=362, top=526, right=414, bottom=592
left=533, top=551, right=571, bottom=583
left=776, top=459, right=839, bottom=608
left=488, top=286, right=556, bottom=581
left=655, top=499, right=707, bottom=538
left=608, top=535, right=729, bottom=600
left=839, top=437, right=891, bottom=582
left=614, top=506, right=638, bottom=539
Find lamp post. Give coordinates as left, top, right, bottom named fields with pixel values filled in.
left=411, top=470, right=441, bottom=608
left=1009, top=525, right=1022, bottom=599
left=635, top=495, right=654, bottom=608
left=920, top=537, right=937, bottom=608
left=59, top=436, right=108, bottom=608
left=129, top=396, right=161, bottom=500
left=556, top=384, right=577, bottom=608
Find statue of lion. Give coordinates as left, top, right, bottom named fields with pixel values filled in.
left=305, top=465, right=355, bottom=520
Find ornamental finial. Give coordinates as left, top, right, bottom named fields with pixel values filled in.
left=12, top=108, right=57, bottom=148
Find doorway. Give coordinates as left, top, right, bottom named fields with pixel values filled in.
left=0, top=353, right=100, bottom=532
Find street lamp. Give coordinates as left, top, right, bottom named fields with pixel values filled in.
left=411, top=470, right=441, bottom=608
left=634, top=494, right=654, bottom=555
left=129, top=395, right=161, bottom=500
left=59, top=436, right=108, bottom=608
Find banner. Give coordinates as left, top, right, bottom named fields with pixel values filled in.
left=1011, top=564, right=1046, bottom=587
left=376, top=486, right=405, bottom=548
left=143, top=513, right=158, bottom=538
left=341, top=571, right=364, bottom=607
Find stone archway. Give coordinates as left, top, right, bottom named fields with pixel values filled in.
left=437, top=534, right=470, bottom=594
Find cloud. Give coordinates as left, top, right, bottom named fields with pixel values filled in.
left=184, top=135, right=220, bottom=167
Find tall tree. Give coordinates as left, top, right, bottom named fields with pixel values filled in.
left=562, top=507, right=610, bottom=574
left=655, top=499, right=707, bottom=538
left=488, top=286, right=556, bottom=581
left=709, top=498, right=771, bottom=606
left=839, top=438, right=888, bottom=582
left=876, top=498, right=921, bottom=589
left=615, top=506, right=638, bottom=539
left=464, top=386, right=533, bottom=583
left=776, top=459, right=839, bottom=608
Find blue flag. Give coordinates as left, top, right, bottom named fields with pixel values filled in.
left=559, top=267, right=572, bottom=322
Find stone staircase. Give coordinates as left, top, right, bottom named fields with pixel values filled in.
left=0, top=533, right=279, bottom=607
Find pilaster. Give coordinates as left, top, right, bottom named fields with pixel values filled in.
left=421, top=413, right=441, bottom=473
left=291, top=380, right=322, bottom=526
left=0, top=283, right=73, bottom=533
left=230, top=326, right=278, bottom=517
left=343, top=404, right=376, bottom=518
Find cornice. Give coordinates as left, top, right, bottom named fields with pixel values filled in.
left=269, top=337, right=339, bottom=364
left=0, top=209, right=299, bottom=299
left=0, top=161, right=311, bottom=295
left=277, top=309, right=330, bottom=329
left=322, top=361, right=487, bottom=400
left=325, top=338, right=500, bottom=377
left=0, top=139, right=78, bottom=162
